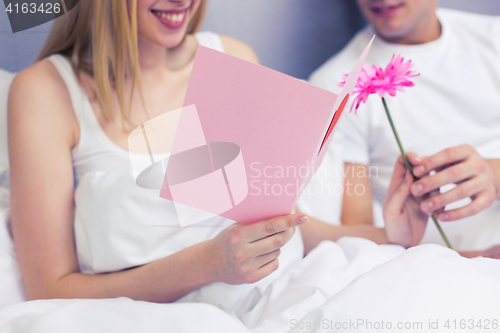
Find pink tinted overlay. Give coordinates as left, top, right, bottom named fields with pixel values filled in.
left=128, top=105, right=248, bottom=227
left=159, top=105, right=249, bottom=226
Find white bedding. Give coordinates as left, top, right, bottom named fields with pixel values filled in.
left=2, top=182, right=500, bottom=332
left=2, top=210, right=500, bottom=333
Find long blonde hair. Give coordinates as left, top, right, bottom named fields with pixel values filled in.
left=37, top=0, right=207, bottom=124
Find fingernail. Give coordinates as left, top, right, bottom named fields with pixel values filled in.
left=422, top=201, right=433, bottom=212
left=413, top=183, right=424, bottom=195
left=439, top=213, right=448, bottom=221
left=414, top=165, right=425, bottom=175
left=414, top=156, right=422, bottom=163
left=299, top=215, right=309, bottom=224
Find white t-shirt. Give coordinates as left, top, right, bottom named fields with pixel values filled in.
left=309, top=9, right=500, bottom=251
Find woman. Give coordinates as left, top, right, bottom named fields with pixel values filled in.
left=8, top=0, right=425, bottom=311
left=8, top=0, right=307, bottom=310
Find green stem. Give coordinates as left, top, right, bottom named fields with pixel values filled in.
left=381, top=98, right=454, bottom=250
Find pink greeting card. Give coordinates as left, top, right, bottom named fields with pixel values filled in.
left=155, top=38, right=373, bottom=225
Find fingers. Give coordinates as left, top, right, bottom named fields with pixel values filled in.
left=435, top=191, right=495, bottom=221
left=387, top=156, right=411, bottom=198
left=419, top=179, right=485, bottom=214
left=484, top=245, right=500, bottom=259
left=461, top=245, right=500, bottom=259
left=459, top=250, right=485, bottom=259
left=235, top=257, right=280, bottom=285
left=406, top=152, right=422, bottom=166
left=384, top=171, right=413, bottom=215
left=256, top=258, right=280, bottom=279
left=255, top=249, right=281, bottom=268
left=245, top=214, right=307, bottom=242
left=411, top=162, right=475, bottom=197
left=251, top=228, right=295, bottom=255
left=412, top=144, right=475, bottom=178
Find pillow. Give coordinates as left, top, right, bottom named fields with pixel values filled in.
left=0, top=69, right=25, bottom=305
left=0, top=187, right=26, bottom=305
left=0, top=68, right=15, bottom=174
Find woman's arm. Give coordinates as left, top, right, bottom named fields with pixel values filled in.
left=9, top=59, right=302, bottom=302
left=8, top=60, right=208, bottom=302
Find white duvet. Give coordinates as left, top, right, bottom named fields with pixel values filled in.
left=1, top=186, right=500, bottom=333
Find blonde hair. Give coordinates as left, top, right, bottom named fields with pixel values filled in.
left=37, top=0, right=207, bottom=124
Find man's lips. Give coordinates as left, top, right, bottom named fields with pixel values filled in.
left=370, top=3, right=403, bottom=18
left=151, top=7, right=189, bottom=29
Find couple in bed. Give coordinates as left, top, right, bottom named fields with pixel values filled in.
left=7, top=0, right=500, bottom=312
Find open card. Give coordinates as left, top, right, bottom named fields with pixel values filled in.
left=132, top=37, right=374, bottom=226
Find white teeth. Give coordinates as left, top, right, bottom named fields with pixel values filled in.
left=153, top=10, right=185, bottom=23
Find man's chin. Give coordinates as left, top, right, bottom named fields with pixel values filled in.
left=373, top=26, right=412, bottom=43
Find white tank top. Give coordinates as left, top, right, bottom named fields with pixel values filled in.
left=47, top=31, right=304, bottom=313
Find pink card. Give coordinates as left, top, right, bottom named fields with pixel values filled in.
left=156, top=38, right=374, bottom=225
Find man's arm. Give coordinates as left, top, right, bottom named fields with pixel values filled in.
left=341, top=163, right=374, bottom=225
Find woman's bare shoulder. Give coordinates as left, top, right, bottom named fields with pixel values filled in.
left=220, top=36, right=260, bottom=64
left=10, top=58, right=68, bottom=99
left=9, top=58, right=79, bottom=146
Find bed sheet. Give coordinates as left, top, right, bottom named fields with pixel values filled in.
left=2, top=227, right=500, bottom=332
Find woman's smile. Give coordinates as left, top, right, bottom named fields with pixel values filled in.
left=151, top=6, right=190, bottom=30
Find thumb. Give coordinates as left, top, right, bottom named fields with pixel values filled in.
left=386, top=156, right=410, bottom=198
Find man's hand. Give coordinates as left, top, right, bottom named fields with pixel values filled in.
left=410, top=144, right=497, bottom=221
left=383, top=153, right=429, bottom=248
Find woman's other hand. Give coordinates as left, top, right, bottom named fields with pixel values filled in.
left=383, top=153, right=428, bottom=248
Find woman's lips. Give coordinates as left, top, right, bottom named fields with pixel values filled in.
left=370, top=3, right=403, bottom=18
left=151, top=8, right=189, bottom=30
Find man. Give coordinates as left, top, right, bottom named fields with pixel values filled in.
left=308, top=0, right=500, bottom=253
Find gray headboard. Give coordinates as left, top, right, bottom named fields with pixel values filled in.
left=1, top=0, right=499, bottom=77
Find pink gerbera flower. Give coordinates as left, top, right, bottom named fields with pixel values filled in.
left=340, top=54, right=420, bottom=112
left=338, top=54, right=453, bottom=249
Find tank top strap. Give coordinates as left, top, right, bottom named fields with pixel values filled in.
left=46, top=54, right=87, bottom=128
left=194, top=31, right=225, bottom=53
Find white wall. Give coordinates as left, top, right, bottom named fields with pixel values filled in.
left=201, top=0, right=500, bottom=78
left=439, top=0, right=500, bottom=15
left=1, top=0, right=500, bottom=76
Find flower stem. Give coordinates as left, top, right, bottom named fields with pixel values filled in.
left=381, top=97, right=454, bottom=250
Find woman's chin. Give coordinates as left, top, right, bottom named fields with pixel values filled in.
left=152, top=34, right=188, bottom=50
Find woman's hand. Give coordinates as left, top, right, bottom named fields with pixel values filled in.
left=383, top=153, right=428, bottom=248
left=207, top=214, right=308, bottom=285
